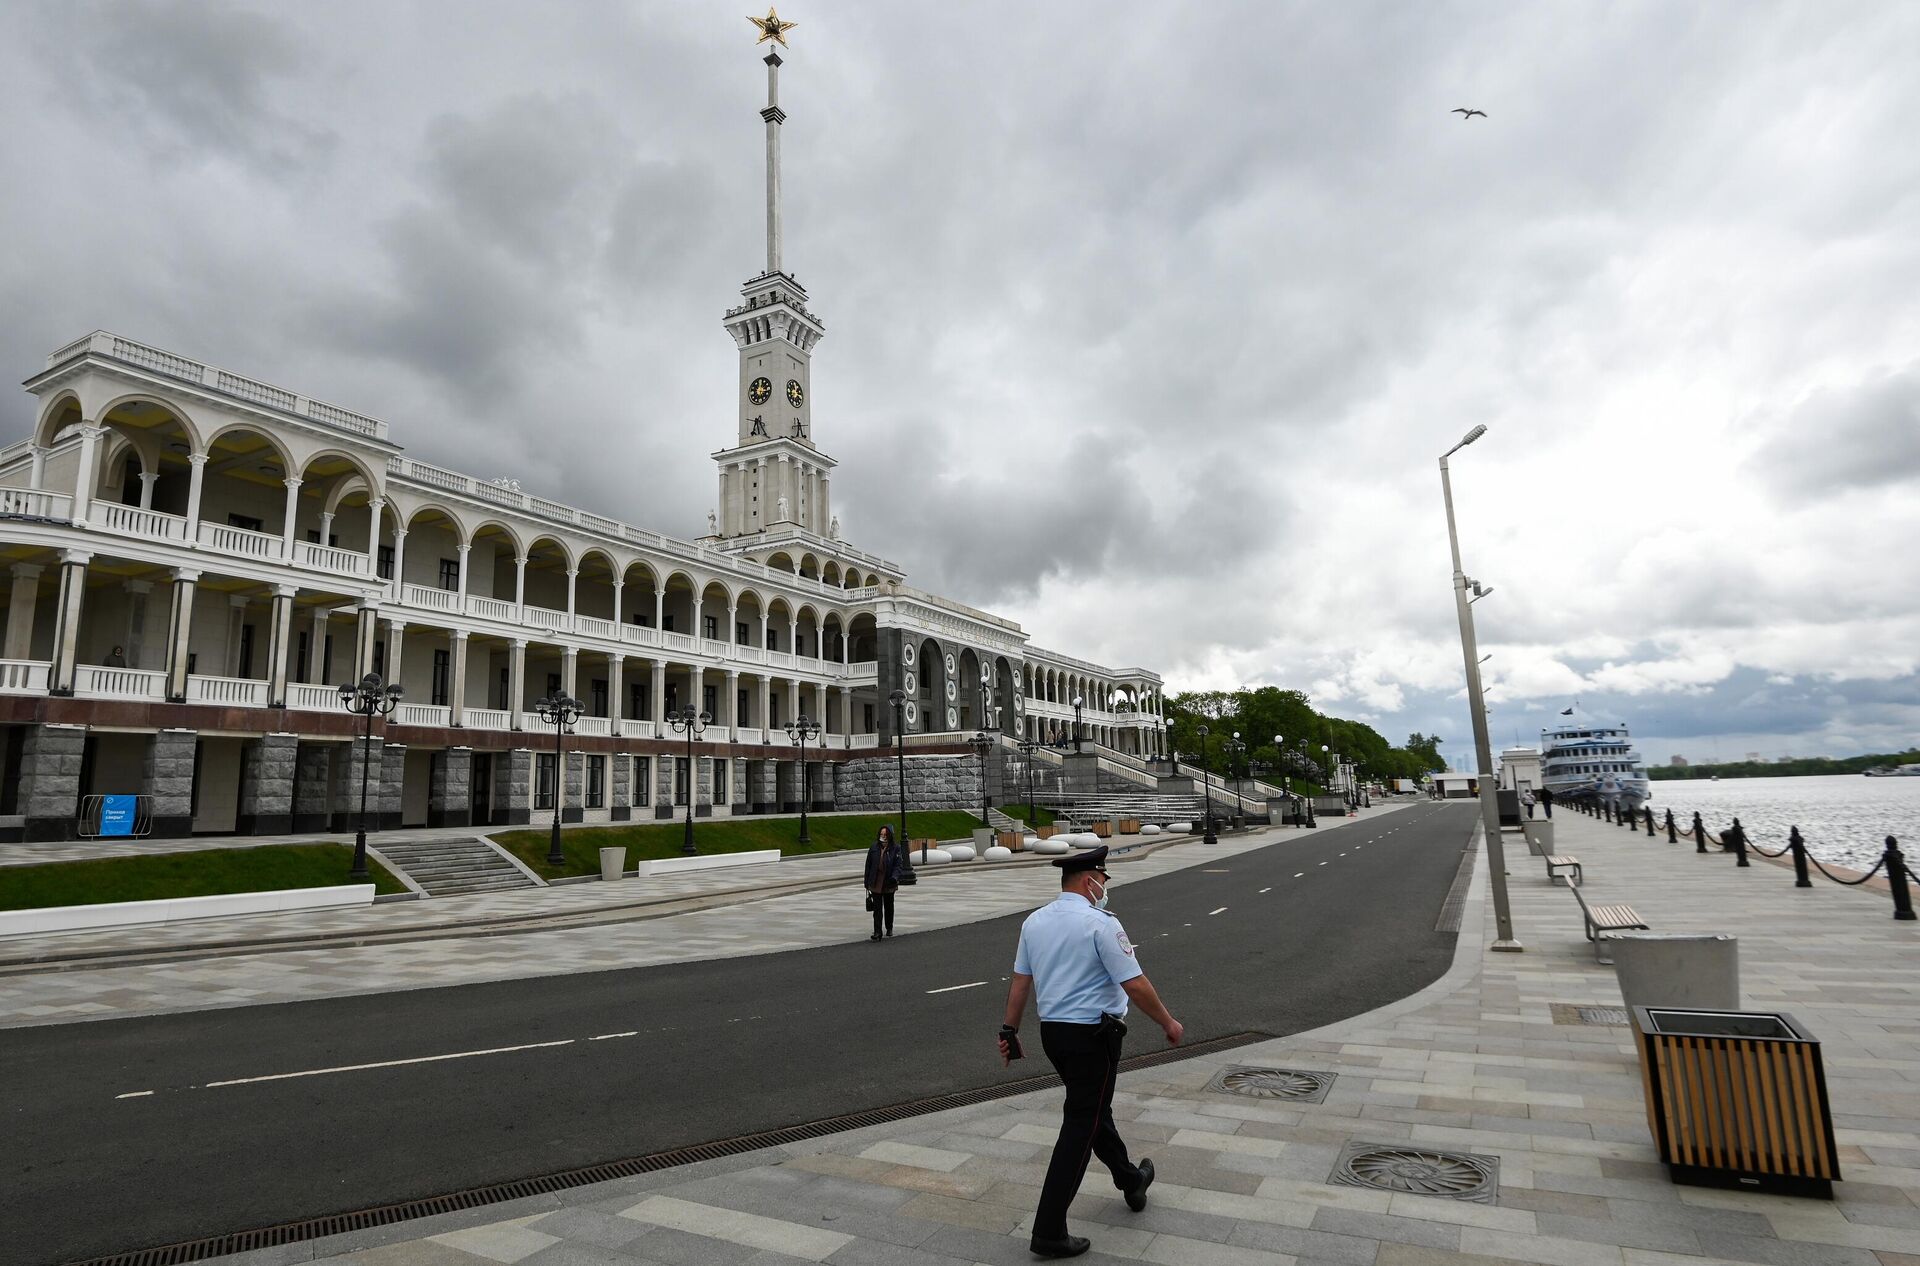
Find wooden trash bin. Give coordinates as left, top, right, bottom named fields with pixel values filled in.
left=1118, top=817, right=1141, bottom=835
left=1035, top=825, right=1056, bottom=839
left=1090, top=820, right=1113, bottom=839
left=996, top=830, right=1022, bottom=850
left=1631, top=1006, right=1839, bottom=1197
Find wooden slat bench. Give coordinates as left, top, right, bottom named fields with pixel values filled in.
left=1571, top=884, right=1648, bottom=962
left=1544, top=854, right=1583, bottom=886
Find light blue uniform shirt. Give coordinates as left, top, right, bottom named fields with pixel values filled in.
left=1013, top=892, right=1143, bottom=1023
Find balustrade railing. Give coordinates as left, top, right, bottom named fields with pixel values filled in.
left=403, top=584, right=461, bottom=613
left=73, top=665, right=165, bottom=700
left=395, top=703, right=451, bottom=727
left=186, top=674, right=268, bottom=707
left=618, top=719, right=655, bottom=738
left=573, top=716, right=611, bottom=736
left=286, top=682, right=339, bottom=712
left=294, top=540, right=368, bottom=574
left=0, top=659, right=50, bottom=693
left=576, top=616, right=616, bottom=639
left=464, top=708, right=512, bottom=731
left=523, top=606, right=570, bottom=631
left=0, top=489, right=73, bottom=520
left=93, top=503, right=189, bottom=542
left=197, top=520, right=281, bottom=560
left=466, top=594, right=518, bottom=621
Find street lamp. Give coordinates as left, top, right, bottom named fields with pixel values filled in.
left=967, top=730, right=994, bottom=826
left=1016, top=736, right=1044, bottom=834
left=1197, top=724, right=1217, bottom=844
left=888, top=688, right=917, bottom=883
left=338, top=672, right=402, bottom=880
left=1071, top=694, right=1085, bottom=752
left=1441, top=423, right=1521, bottom=952
left=1224, top=731, right=1247, bottom=800
left=534, top=689, right=584, bottom=867
left=667, top=705, right=710, bottom=856
left=783, top=712, right=821, bottom=844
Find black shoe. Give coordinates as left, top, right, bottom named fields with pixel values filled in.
left=1029, top=1234, right=1090, bottom=1259
left=885, top=929, right=894, bottom=937
left=1125, top=1158, right=1154, bottom=1211
left=869, top=933, right=882, bottom=941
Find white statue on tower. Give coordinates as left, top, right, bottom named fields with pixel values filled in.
left=707, top=509, right=718, bottom=535
left=829, top=515, right=840, bottom=540
left=776, top=494, right=789, bottom=521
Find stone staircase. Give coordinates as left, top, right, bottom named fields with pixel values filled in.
left=373, top=837, right=540, bottom=897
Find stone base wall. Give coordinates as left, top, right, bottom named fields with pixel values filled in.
left=237, top=733, right=298, bottom=835
left=146, top=728, right=198, bottom=838
left=430, top=747, right=473, bottom=828
left=21, top=724, right=87, bottom=841
left=293, top=742, right=334, bottom=832
left=832, top=754, right=981, bottom=814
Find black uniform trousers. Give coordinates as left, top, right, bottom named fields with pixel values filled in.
left=1035, top=1019, right=1143, bottom=1240
left=870, top=891, right=895, bottom=936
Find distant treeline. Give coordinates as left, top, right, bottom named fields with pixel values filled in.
left=1650, top=751, right=1920, bottom=781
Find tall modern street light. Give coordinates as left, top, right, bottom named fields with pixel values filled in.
left=667, top=705, right=710, bottom=856
left=337, top=672, right=402, bottom=880
left=535, top=689, right=584, bottom=866
left=1441, top=423, right=1521, bottom=951
left=784, top=712, right=821, bottom=844
left=1197, top=724, right=1217, bottom=844
left=888, top=688, right=917, bottom=882
left=1016, top=736, right=1044, bottom=833
left=966, top=730, right=994, bottom=826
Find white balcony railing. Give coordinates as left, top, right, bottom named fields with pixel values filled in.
left=91, top=503, right=190, bottom=542
left=73, top=665, right=165, bottom=700
left=618, top=719, right=655, bottom=738
left=523, top=606, right=570, bottom=631
left=466, top=594, right=518, bottom=621
left=850, top=734, right=880, bottom=749
left=619, top=623, right=658, bottom=646
left=286, top=682, right=339, bottom=712
left=0, top=489, right=73, bottom=520
left=396, top=703, right=451, bottom=727
left=186, top=674, right=268, bottom=707
left=197, top=521, right=281, bottom=561
left=294, top=540, right=368, bottom=575
left=404, top=584, right=461, bottom=613
left=573, top=715, right=611, bottom=736
left=661, top=631, right=695, bottom=653
left=734, top=726, right=762, bottom=744
left=464, top=707, right=512, bottom=731
left=0, top=659, right=51, bottom=693
left=576, top=616, right=615, bottom=639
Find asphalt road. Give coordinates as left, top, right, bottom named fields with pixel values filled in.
left=2, top=802, right=1475, bottom=1264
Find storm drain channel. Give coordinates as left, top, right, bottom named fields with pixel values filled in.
left=66, top=1030, right=1270, bottom=1266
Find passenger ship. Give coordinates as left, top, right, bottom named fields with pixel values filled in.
left=1540, top=714, right=1651, bottom=812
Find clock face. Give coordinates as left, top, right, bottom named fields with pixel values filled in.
left=748, top=377, right=772, bottom=406
left=785, top=379, right=805, bottom=408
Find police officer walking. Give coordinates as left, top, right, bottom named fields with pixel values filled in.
left=997, top=846, right=1182, bottom=1259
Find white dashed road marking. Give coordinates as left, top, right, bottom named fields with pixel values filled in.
left=1258, top=887, right=1271, bottom=893
left=926, top=981, right=987, bottom=995
left=1208, top=907, right=1227, bottom=916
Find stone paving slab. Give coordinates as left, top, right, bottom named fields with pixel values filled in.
left=209, top=805, right=1920, bottom=1266
left=0, top=807, right=1408, bottom=1029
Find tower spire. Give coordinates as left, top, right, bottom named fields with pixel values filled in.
left=763, top=50, right=784, bottom=274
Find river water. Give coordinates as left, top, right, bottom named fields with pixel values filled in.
left=1647, top=774, right=1920, bottom=871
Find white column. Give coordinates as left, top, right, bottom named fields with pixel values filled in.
left=390, top=527, right=408, bottom=597
left=727, top=603, right=739, bottom=648
left=759, top=611, right=770, bottom=649
left=318, top=510, right=335, bottom=544
left=306, top=608, right=328, bottom=684
left=653, top=589, right=664, bottom=630
left=365, top=498, right=385, bottom=574
left=455, top=542, right=471, bottom=602
left=450, top=630, right=469, bottom=726
left=28, top=445, right=47, bottom=491
left=561, top=647, right=578, bottom=700
left=787, top=617, right=798, bottom=657
left=279, top=477, right=304, bottom=557
left=608, top=655, right=624, bottom=723
left=383, top=619, right=406, bottom=691
left=71, top=425, right=103, bottom=524
left=5, top=563, right=43, bottom=660
left=164, top=567, right=198, bottom=702
left=267, top=584, right=296, bottom=706
left=509, top=639, right=527, bottom=728
left=650, top=660, right=667, bottom=722
left=565, top=568, right=578, bottom=618
left=138, top=471, right=157, bottom=510
left=611, top=579, right=623, bottom=626
left=515, top=555, right=528, bottom=607
left=724, top=669, right=739, bottom=728
left=184, top=453, right=209, bottom=532
left=756, top=674, right=770, bottom=731
left=224, top=595, right=248, bottom=676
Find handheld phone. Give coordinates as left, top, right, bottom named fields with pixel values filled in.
left=999, top=1025, right=1024, bottom=1061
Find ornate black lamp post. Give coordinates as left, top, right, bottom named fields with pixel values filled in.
left=1071, top=694, right=1085, bottom=752
left=967, top=730, right=994, bottom=826
left=888, top=688, right=917, bottom=883
left=1197, top=724, right=1217, bottom=844
left=338, top=672, right=402, bottom=880
left=1017, top=736, right=1044, bottom=832
left=534, top=689, right=584, bottom=866
left=667, top=705, right=710, bottom=855
left=783, top=712, right=821, bottom=844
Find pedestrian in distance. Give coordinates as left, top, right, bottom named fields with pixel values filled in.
left=1523, top=789, right=1536, bottom=819
left=864, top=823, right=902, bottom=941
left=1539, top=786, right=1554, bottom=818
left=997, top=845, right=1181, bottom=1259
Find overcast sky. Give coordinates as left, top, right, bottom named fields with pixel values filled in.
left=4, top=2, right=1916, bottom=766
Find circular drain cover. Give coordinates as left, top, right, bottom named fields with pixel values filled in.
left=1338, top=1146, right=1495, bottom=1198
left=1219, top=1069, right=1325, bottom=1099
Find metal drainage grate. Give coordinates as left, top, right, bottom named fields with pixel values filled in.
left=1203, top=1065, right=1335, bottom=1103
left=1548, top=1002, right=1630, bottom=1027
left=1330, top=1141, right=1499, bottom=1203
left=66, top=1031, right=1272, bottom=1266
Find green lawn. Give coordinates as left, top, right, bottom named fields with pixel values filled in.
left=493, top=810, right=987, bottom=880
left=0, top=844, right=405, bottom=912
left=1001, top=803, right=1058, bottom=827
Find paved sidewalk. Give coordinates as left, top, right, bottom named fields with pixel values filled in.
left=0, top=807, right=1408, bottom=1029
left=240, top=806, right=1920, bottom=1266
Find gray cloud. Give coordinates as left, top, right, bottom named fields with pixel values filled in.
left=1750, top=362, right=1920, bottom=493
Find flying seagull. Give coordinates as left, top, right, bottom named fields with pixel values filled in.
left=1452, top=108, right=1487, bottom=119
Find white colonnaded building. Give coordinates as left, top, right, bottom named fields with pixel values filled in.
left=0, top=26, right=1167, bottom=843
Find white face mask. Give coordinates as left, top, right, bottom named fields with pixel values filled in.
left=1089, top=875, right=1112, bottom=911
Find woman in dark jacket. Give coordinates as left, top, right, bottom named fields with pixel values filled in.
left=864, top=825, right=902, bottom=941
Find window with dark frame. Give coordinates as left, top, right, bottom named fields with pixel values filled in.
left=586, top=755, right=605, bottom=809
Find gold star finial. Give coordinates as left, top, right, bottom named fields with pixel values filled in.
left=748, top=7, right=797, bottom=47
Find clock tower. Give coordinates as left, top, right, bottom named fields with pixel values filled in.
left=710, top=14, right=835, bottom=542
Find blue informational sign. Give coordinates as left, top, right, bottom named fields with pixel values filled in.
left=99, top=795, right=139, bottom=837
